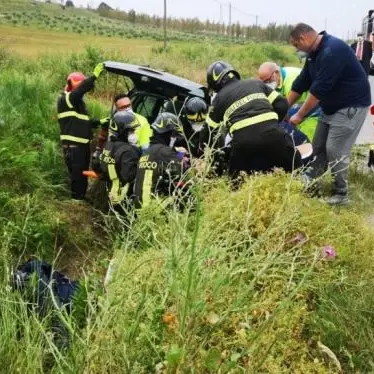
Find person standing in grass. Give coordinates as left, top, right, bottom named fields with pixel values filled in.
left=57, top=63, right=108, bottom=201
left=288, top=23, right=371, bottom=205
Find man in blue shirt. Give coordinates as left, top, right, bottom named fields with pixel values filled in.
left=288, top=23, right=371, bottom=205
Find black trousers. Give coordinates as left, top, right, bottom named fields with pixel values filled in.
left=228, top=122, right=302, bottom=178
left=63, top=143, right=90, bottom=200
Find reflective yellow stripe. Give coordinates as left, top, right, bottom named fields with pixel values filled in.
left=155, top=195, right=174, bottom=210
left=105, top=157, right=131, bottom=205
left=57, top=111, right=90, bottom=121
left=60, top=135, right=90, bottom=143
left=206, top=115, right=220, bottom=129
left=187, top=113, right=207, bottom=122
left=267, top=90, right=279, bottom=104
left=110, top=180, right=121, bottom=204
left=224, top=93, right=267, bottom=122
left=108, top=165, right=128, bottom=205
left=65, top=93, right=73, bottom=109
left=108, top=164, right=117, bottom=181
left=229, top=112, right=279, bottom=134
left=142, top=170, right=153, bottom=208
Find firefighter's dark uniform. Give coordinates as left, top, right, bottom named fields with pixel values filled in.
left=57, top=76, right=102, bottom=199
left=134, top=142, right=184, bottom=209
left=99, top=140, right=141, bottom=207
left=175, top=117, right=204, bottom=158
left=206, top=79, right=302, bottom=177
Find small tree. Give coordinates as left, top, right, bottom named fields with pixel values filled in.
left=66, top=0, right=74, bottom=8
left=128, top=9, right=136, bottom=23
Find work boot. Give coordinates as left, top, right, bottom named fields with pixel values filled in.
left=327, top=194, right=349, bottom=206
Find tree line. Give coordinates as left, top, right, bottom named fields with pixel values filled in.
left=97, top=6, right=294, bottom=42
left=56, top=1, right=294, bottom=42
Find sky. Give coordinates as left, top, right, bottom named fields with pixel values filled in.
left=73, top=0, right=373, bottom=40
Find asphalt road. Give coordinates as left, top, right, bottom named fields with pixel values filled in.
left=356, top=75, right=374, bottom=145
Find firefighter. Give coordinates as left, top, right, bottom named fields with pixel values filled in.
left=206, top=60, right=302, bottom=179
left=257, top=62, right=320, bottom=141
left=177, top=96, right=208, bottom=158
left=113, top=93, right=153, bottom=152
left=134, top=113, right=189, bottom=210
left=99, top=111, right=141, bottom=210
left=57, top=63, right=108, bottom=201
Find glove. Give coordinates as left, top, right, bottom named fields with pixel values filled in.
left=92, top=147, right=101, bottom=162
left=93, top=62, right=105, bottom=79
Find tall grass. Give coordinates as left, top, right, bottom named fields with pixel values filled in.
left=1, top=172, right=371, bottom=372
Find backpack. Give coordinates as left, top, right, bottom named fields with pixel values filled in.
left=12, top=259, right=80, bottom=348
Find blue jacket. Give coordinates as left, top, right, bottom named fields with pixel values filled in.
left=292, top=32, right=371, bottom=115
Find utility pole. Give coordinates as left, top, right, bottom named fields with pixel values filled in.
left=163, top=0, right=167, bottom=49
left=219, top=3, right=223, bottom=24
left=229, top=2, right=232, bottom=38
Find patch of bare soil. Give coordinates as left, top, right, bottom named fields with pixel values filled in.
left=51, top=198, right=110, bottom=279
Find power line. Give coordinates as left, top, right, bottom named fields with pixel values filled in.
left=211, top=0, right=259, bottom=26
left=231, top=4, right=258, bottom=20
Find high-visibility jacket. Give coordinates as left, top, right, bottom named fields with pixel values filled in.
left=279, top=67, right=320, bottom=140
left=99, top=140, right=140, bottom=205
left=57, top=76, right=100, bottom=145
left=133, top=141, right=185, bottom=209
left=206, top=79, right=287, bottom=134
left=278, top=67, right=307, bottom=102
left=134, top=113, right=153, bottom=151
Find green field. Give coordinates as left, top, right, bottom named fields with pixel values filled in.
left=0, top=0, right=241, bottom=43
left=1, top=3, right=374, bottom=373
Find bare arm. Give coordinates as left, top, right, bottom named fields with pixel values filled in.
left=287, top=91, right=301, bottom=107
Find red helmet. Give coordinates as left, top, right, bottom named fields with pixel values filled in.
left=65, top=72, right=86, bottom=92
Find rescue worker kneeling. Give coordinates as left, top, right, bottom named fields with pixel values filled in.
left=133, top=113, right=190, bottom=210
left=206, top=60, right=302, bottom=178
left=99, top=111, right=141, bottom=211
left=176, top=97, right=209, bottom=158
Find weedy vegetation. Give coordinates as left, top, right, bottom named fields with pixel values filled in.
left=0, top=13, right=374, bottom=373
